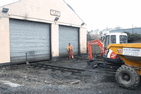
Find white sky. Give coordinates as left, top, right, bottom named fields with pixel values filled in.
left=65, top=0, right=141, bottom=30
left=0, top=0, right=141, bottom=30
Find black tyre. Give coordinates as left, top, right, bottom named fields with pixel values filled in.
left=115, top=65, right=140, bottom=89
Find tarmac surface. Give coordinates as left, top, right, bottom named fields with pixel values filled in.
left=0, top=57, right=141, bottom=94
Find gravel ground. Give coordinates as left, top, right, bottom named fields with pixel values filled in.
left=0, top=58, right=141, bottom=94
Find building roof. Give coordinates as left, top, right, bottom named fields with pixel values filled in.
left=0, top=0, right=21, bottom=7
left=63, top=0, right=86, bottom=25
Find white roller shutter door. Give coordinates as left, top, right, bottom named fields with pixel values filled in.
left=10, top=19, right=50, bottom=63
left=59, top=26, right=79, bottom=57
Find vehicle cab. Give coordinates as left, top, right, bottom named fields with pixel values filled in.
left=102, top=32, right=128, bottom=57
left=104, top=32, right=128, bottom=47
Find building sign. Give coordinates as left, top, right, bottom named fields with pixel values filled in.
left=122, top=48, right=141, bottom=57
left=50, top=9, right=61, bottom=17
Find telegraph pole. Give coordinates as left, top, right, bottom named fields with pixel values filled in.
left=132, top=24, right=134, bottom=34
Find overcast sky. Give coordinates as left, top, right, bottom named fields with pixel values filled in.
left=1, top=0, right=141, bottom=30
left=65, top=0, right=141, bottom=30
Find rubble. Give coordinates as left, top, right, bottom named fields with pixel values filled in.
left=71, top=80, right=80, bottom=85
left=0, top=59, right=140, bottom=94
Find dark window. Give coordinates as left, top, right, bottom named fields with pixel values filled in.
left=101, top=36, right=105, bottom=43
left=104, top=35, right=110, bottom=47
left=111, top=35, right=116, bottom=43
left=120, top=35, right=127, bottom=43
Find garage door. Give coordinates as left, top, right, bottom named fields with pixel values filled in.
left=10, top=19, right=50, bottom=63
left=59, top=26, right=79, bottom=57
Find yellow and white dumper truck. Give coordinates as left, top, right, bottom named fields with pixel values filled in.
left=108, top=43, right=141, bottom=89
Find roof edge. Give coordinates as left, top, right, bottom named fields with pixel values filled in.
left=0, top=0, right=21, bottom=8
left=63, top=0, right=87, bottom=26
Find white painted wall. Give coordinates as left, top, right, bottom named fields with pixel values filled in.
left=0, top=0, right=87, bottom=63
left=0, top=17, right=10, bottom=63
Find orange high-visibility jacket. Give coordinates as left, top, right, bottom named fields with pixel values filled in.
left=67, top=45, right=73, bottom=51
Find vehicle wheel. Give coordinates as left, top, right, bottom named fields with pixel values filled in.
left=115, top=65, right=140, bottom=89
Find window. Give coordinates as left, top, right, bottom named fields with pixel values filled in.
left=111, top=35, right=116, bottom=43
left=104, top=35, right=110, bottom=47
left=120, top=35, right=127, bottom=43
left=101, top=36, right=105, bottom=43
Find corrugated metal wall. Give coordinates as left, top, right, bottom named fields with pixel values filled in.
left=59, top=26, right=79, bottom=57
left=110, top=28, right=141, bottom=34
left=10, top=19, right=50, bottom=63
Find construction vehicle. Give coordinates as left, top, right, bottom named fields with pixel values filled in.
left=87, top=32, right=128, bottom=63
left=87, top=32, right=141, bottom=89
left=108, top=43, right=141, bottom=89
left=87, top=39, right=104, bottom=60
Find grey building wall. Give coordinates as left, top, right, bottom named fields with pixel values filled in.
left=109, top=28, right=141, bottom=34
left=110, top=29, right=123, bottom=33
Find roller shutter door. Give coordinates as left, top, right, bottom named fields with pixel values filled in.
left=10, top=19, right=50, bottom=63
left=59, top=26, right=79, bottom=57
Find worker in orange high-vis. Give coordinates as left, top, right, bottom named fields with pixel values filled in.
left=67, top=43, right=74, bottom=59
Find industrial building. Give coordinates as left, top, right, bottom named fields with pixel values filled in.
left=0, top=0, right=87, bottom=64
left=110, top=28, right=141, bottom=34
